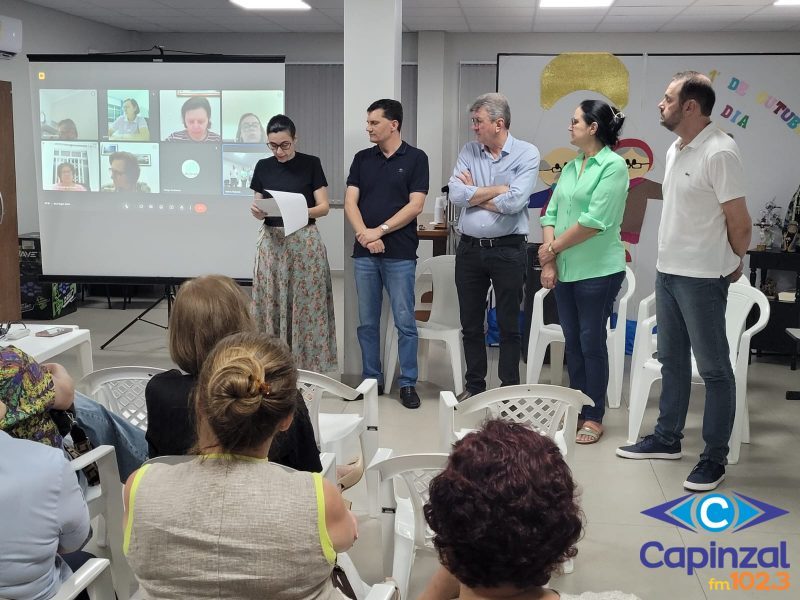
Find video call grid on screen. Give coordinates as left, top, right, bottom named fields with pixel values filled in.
left=28, top=56, right=286, bottom=279
left=30, top=57, right=285, bottom=199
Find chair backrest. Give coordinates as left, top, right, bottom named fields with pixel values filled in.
left=725, top=282, right=770, bottom=362
left=419, top=255, right=460, bottom=328
left=441, top=384, right=592, bottom=465
left=296, top=370, right=363, bottom=445
left=614, top=266, right=637, bottom=328
left=369, top=449, right=449, bottom=550
left=70, top=445, right=134, bottom=600
left=77, top=366, right=166, bottom=431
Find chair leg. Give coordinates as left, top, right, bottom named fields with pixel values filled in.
left=418, top=339, right=430, bottom=382
left=627, top=368, right=658, bottom=445
left=607, top=337, right=622, bottom=409
left=392, top=534, right=415, bottom=600
left=526, top=337, right=548, bottom=384
left=550, top=341, right=565, bottom=386
left=446, top=338, right=464, bottom=396
left=384, top=328, right=397, bottom=394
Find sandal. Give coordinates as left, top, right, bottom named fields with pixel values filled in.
left=336, top=456, right=364, bottom=491
left=576, top=422, right=603, bottom=445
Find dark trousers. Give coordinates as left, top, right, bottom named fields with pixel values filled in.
left=61, top=550, right=94, bottom=600
left=456, top=239, right=526, bottom=393
left=554, top=271, right=624, bottom=424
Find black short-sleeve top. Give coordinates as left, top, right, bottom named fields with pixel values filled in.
left=346, top=142, right=429, bottom=260
left=250, top=152, right=328, bottom=227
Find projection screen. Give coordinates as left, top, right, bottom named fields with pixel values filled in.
left=28, top=55, right=285, bottom=280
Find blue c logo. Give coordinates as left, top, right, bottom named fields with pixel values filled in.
left=696, top=494, right=734, bottom=532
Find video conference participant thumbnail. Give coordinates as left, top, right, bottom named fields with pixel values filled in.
left=219, top=90, right=284, bottom=143
left=222, top=144, right=263, bottom=195
left=39, top=89, right=99, bottom=141
left=41, top=141, right=100, bottom=192
left=99, top=142, right=159, bottom=193
left=160, top=142, right=221, bottom=194
left=161, top=92, right=221, bottom=143
left=107, top=90, right=151, bottom=141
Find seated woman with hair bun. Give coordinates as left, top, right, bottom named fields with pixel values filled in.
left=124, top=331, right=357, bottom=600
left=420, top=419, right=640, bottom=600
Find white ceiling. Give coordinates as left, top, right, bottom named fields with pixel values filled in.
left=19, top=0, right=800, bottom=33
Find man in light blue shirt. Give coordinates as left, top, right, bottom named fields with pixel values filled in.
left=448, top=93, right=539, bottom=400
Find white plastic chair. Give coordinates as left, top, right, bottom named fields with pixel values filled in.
left=297, top=371, right=380, bottom=516
left=367, top=449, right=449, bottom=600
left=50, top=558, right=115, bottom=600
left=438, top=383, right=592, bottom=470
left=626, top=282, right=770, bottom=464
left=525, top=266, right=635, bottom=409
left=77, top=366, right=166, bottom=431
left=71, top=445, right=135, bottom=600
left=384, top=255, right=464, bottom=395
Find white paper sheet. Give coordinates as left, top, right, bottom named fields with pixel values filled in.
left=254, top=189, right=309, bottom=236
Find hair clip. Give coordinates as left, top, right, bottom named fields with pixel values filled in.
left=258, top=381, right=272, bottom=397
left=611, top=108, right=626, bottom=122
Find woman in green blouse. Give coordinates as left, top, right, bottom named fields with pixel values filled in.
left=538, top=100, right=629, bottom=445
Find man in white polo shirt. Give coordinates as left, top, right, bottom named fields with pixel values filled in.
left=616, top=71, right=752, bottom=492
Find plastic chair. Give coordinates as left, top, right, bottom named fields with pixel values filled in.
left=77, top=366, right=166, bottom=431
left=384, top=255, right=464, bottom=395
left=297, top=371, right=380, bottom=516
left=367, top=449, right=449, bottom=600
left=525, top=266, right=635, bottom=409
left=626, top=282, right=770, bottom=464
left=71, top=445, right=136, bottom=600
left=438, top=384, right=592, bottom=470
left=50, top=558, right=115, bottom=600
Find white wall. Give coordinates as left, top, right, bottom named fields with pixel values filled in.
left=0, top=0, right=138, bottom=233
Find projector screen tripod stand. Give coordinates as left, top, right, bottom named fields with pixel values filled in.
left=101, top=284, right=176, bottom=349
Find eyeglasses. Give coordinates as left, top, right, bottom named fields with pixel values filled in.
left=539, top=163, right=563, bottom=174
left=624, top=158, right=650, bottom=169
left=268, top=141, right=293, bottom=151
left=470, top=117, right=489, bottom=126
left=240, top=121, right=262, bottom=131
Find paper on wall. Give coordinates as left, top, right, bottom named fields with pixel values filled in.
left=254, top=189, right=309, bottom=236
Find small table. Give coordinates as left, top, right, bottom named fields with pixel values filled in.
left=417, top=213, right=449, bottom=256
left=1, top=324, right=93, bottom=377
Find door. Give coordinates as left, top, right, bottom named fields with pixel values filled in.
left=0, top=80, right=21, bottom=320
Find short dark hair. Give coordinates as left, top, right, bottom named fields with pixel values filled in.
left=674, top=71, right=715, bottom=117
left=181, top=96, right=212, bottom=127
left=367, top=99, right=403, bottom=131
left=123, top=98, right=140, bottom=116
left=579, top=99, right=625, bottom=148
left=266, top=114, right=296, bottom=137
left=424, top=419, right=583, bottom=590
left=109, top=151, right=140, bottom=180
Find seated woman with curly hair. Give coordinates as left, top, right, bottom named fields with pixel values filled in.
left=420, top=420, right=641, bottom=600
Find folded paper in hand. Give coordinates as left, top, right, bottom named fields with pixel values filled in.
left=254, top=189, right=309, bottom=236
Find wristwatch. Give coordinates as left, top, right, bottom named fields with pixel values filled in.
left=547, top=242, right=556, bottom=254
left=380, top=223, right=390, bottom=234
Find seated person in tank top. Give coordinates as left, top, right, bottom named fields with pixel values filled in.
left=124, top=332, right=358, bottom=600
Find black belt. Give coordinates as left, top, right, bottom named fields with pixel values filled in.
left=264, top=217, right=315, bottom=227
left=460, top=233, right=526, bottom=248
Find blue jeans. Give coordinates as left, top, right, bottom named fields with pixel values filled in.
left=554, top=271, right=624, bottom=424
left=653, top=272, right=735, bottom=465
left=74, top=392, right=148, bottom=481
left=354, top=256, right=418, bottom=388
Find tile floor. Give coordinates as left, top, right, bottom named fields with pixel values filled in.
left=38, top=274, right=800, bottom=600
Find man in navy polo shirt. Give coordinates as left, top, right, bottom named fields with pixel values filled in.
left=344, top=99, right=429, bottom=409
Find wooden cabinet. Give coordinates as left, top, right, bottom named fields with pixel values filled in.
left=0, top=80, right=21, bottom=321
left=747, top=249, right=800, bottom=356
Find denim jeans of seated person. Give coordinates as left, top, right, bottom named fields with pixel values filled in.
left=73, top=392, right=148, bottom=481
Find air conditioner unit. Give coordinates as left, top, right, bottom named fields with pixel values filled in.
left=0, top=15, right=23, bottom=59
